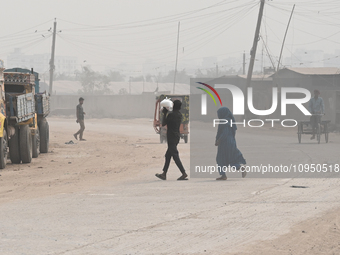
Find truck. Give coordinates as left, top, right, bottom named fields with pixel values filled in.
left=0, top=65, right=50, bottom=169
left=5, top=68, right=50, bottom=154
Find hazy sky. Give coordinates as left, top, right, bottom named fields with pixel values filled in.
left=1, top=0, right=340, bottom=75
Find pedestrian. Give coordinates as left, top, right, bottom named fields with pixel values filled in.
left=308, top=89, right=324, bottom=140
left=215, top=107, right=246, bottom=180
left=74, top=97, right=86, bottom=141
left=155, top=100, right=188, bottom=181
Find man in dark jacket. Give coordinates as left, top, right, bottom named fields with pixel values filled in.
left=74, top=97, right=86, bottom=141
left=155, top=100, right=188, bottom=180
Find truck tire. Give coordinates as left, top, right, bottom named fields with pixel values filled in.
left=0, top=130, right=8, bottom=169
left=20, top=125, right=32, bottom=164
left=32, top=127, right=40, bottom=158
left=39, top=120, right=49, bottom=153
left=9, top=127, right=21, bottom=164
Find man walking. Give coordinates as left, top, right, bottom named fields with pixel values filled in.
left=155, top=100, right=188, bottom=181
left=74, top=97, right=86, bottom=141
left=308, top=89, right=324, bottom=140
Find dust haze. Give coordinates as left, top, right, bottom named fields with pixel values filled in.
left=1, top=1, right=340, bottom=255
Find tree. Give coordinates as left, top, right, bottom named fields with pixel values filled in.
left=195, top=69, right=205, bottom=78
left=77, top=67, right=112, bottom=95
left=108, top=70, right=125, bottom=82
left=145, top=74, right=153, bottom=82
left=54, top=72, right=76, bottom=81
left=130, top=76, right=144, bottom=82
left=118, top=88, right=128, bottom=95
left=195, top=67, right=241, bottom=78
left=161, top=69, right=191, bottom=84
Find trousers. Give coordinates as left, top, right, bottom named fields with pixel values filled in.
left=75, top=120, right=85, bottom=139
left=162, top=141, right=186, bottom=174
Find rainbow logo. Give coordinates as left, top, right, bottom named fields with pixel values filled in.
left=196, top=82, right=223, bottom=106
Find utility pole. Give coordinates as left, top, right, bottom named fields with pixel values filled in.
left=246, top=0, right=265, bottom=87
left=261, top=41, right=264, bottom=73
left=260, top=36, right=276, bottom=71
left=49, top=19, right=57, bottom=96
left=216, top=63, right=219, bottom=77
left=245, top=0, right=265, bottom=117
left=277, top=4, right=295, bottom=72
left=142, top=75, right=145, bottom=93
left=173, top=22, right=180, bottom=94
left=243, top=51, right=246, bottom=75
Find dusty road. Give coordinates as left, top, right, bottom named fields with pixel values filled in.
left=0, top=118, right=339, bottom=255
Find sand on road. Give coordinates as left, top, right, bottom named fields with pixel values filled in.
left=0, top=117, right=339, bottom=255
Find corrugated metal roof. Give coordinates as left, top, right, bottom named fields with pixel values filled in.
left=207, top=74, right=272, bottom=83
left=237, top=74, right=272, bottom=80
left=283, top=67, right=340, bottom=75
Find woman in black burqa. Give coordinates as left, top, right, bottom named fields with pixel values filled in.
left=215, top=107, right=246, bottom=180
left=155, top=100, right=188, bottom=181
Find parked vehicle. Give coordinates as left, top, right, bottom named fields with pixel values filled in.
left=0, top=66, right=50, bottom=168
left=5, top=68, right=50, bottom=156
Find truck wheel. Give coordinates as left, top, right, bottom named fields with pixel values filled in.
left=39, top=120, right=49, bottom=153
left=0, top=130, right=8, bottom=169
left=32, top=127, right=40, bottom=158
left=20, top=125, right=32, bottom=164
left=9, top=127, right=21, bottom=164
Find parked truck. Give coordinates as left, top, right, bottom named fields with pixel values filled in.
left=5, top=67, right=50, bottom=155
left=0, top=66, right=50, bottom=169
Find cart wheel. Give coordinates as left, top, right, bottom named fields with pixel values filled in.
left=324, top=123, right=329, bottom=143
left=297, top=123, right=302, bottom=144
left=317, top=123, right=321, bottom=144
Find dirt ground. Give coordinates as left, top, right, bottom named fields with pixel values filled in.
left=0, top=118, right=164, bottom=203
left=0, top=117, right=339, bottom=254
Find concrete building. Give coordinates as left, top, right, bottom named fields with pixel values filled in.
left=7, top=48, right=77, bottom=76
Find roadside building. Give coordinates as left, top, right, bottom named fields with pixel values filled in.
left=272, top=67, right=340, bottom=129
